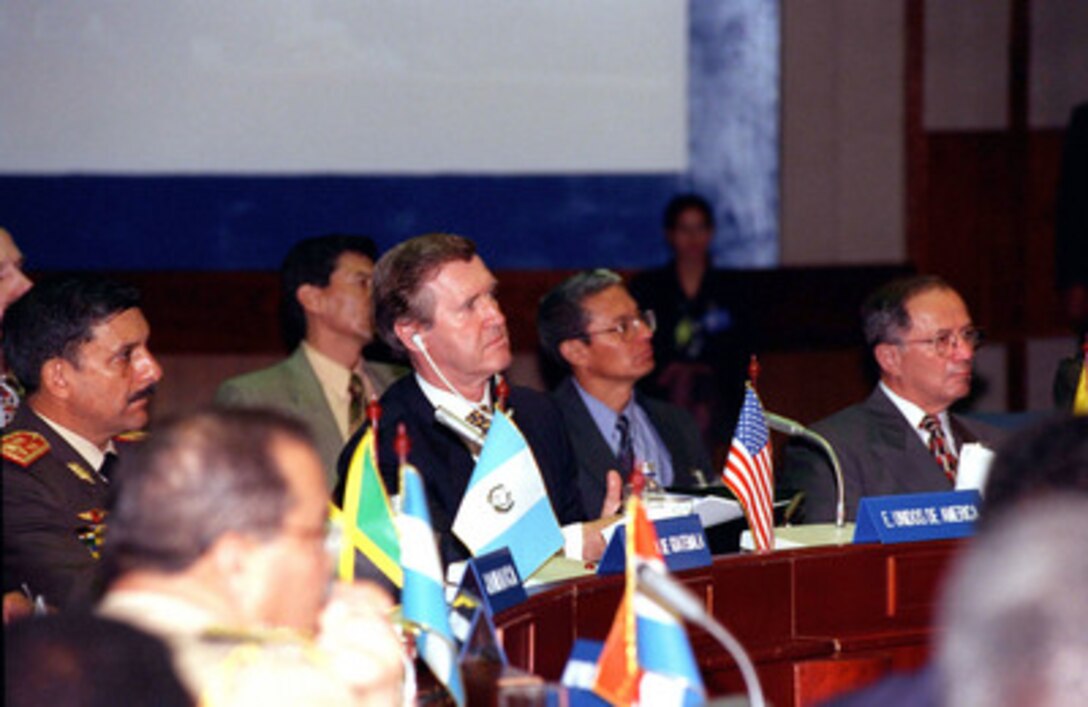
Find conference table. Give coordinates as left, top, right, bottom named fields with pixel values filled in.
left=493, top=538, right=965, bottom=706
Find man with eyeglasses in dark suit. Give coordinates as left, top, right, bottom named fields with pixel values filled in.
left=779, top=275, right=1003, bottom=523
left=538, top=270, right=712, bottom=515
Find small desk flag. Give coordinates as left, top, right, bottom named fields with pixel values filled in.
left=400, top=462, right=465, bottom=706
left=452, top=410, right=563, bottom=579
left=593, top=496, right=705, bottom=706
left=337, top=426, right=402, bottom=586
left=1073, top=352, right=1087, bottom=416
left=722, top=383, right=775, bottom=552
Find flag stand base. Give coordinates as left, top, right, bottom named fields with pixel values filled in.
left=740, top=523, right=856, bottom=551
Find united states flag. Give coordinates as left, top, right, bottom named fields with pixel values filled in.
left=722, top=384, right=775, bottom=551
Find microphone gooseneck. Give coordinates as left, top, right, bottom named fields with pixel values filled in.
left=635, top=564, right=766, bottom=707
left=764, top=411, right=846, bottom=528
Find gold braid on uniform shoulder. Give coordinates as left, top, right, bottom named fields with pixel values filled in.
left=113, top=430, right=148, bottom=443
left=2, top=430, right=50, bottom=467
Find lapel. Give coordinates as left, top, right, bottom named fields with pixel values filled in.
left=555, top=378, right=622, bottom=490
left=863, top=388, right=954, bottom=494
left=11, top=406, right=105, bottom=500
left=398, top=376, right=478, bottom=513
left=948, top=414, right=981, bottom=452
left=285, top=347, right=343, bottom=435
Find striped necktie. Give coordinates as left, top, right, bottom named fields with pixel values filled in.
left=616, top=414, right=635, bottom=478
left=348, top=372, right=365, bottom=433
left=920, top=414, right=957, bottom=484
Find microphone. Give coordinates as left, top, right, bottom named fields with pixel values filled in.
left=435, top=406, right=485, bottom=453
left=764, top=411, right=846, bottom=528
left=411, top=330, right=493, bottom=453
left=635, top=564, right=766, bottom=707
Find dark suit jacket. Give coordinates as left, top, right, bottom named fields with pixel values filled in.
left=336, top=375, right=586, bottom=564
left=2, top=406, right=112, bottom=609
left=216, top=346, right=404, bottom=488
left=551, top=377, right=713, bottom=514
left=778, top=387, right=1003, bottom=523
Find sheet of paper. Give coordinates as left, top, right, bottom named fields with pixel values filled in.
left=957, top=443, right=996, bottom=494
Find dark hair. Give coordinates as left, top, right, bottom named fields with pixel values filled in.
left=663, top=193, right=715, bottom=231
left=279, top=235, right=379, bottom=349
left=2, top=275, right=141, bottom=395
left=537, top=269, right=624, bottom=370
left=981, top=415, right=1088, bottom=526
left=372, top=233, right=477, bottom=355
left=104, top=408, right=314, bottom=578
left=5, top=614, right=193, bottom=707
left=860, top=274, right=952, bottom=349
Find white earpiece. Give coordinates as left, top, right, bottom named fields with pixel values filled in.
left=411, top=332, right=426, bottom=350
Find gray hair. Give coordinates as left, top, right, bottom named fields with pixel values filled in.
left=104, top=408, right=315, bottom=577
left=860, top=274, right=952, bottom=348
left=937, top=496, right=1088, bottom=706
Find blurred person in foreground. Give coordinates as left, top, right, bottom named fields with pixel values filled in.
left=936, top=495, right=1088, bottom=706
left=5, top=613, right=194, bottom=707
left=825, top=414, right=1088, bottom=707
left=99, top=408, right=403, bottom=706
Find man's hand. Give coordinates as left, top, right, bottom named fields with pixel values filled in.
left=2, top=591, right=33, bottom=624
left=581, top=470, right=625, bottom=561
left=317, top=582, right=405, bottom=706
left=600, top=469, right=623, bottom=517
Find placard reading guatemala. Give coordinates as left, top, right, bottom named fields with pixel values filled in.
left=598, top=515, right=711, bottom=575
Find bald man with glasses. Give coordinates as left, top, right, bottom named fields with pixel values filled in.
left=538, top=270, right=712, bottom=514
left=779, top=275, right=1004, bottom=523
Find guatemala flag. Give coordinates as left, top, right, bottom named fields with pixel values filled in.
left=452, top=410, right=564, bottom=579
left=399, top=462, right=465, bottom=706
left=594, top=496, right=705, bottom=706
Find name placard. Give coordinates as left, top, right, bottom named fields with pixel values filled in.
left=853, top=490, right=982, bottom=544
left=560, top=639, right=610, bottom=707
left=597, top=514, right=712, bottom=575
left=457, top=547, right=527, bottom=615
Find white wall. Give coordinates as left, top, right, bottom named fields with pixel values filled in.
left=0, top=1, right=686, bottom=174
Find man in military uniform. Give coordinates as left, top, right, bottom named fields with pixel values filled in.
left=99, top=408, right=403, bottom=705
left=2, top=275, right=162, bottom=610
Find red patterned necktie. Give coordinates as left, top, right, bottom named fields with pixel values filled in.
left=920, top=414, right=957, bottom=484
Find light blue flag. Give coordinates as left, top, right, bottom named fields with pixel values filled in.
left=452, top=410, right=564, bottom=579
left=399, top=463, right=465, bottom=707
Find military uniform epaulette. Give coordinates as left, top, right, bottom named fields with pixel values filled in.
left=113, top=430, right=147, bottom=444
left=2, top=429, right=50, bottom=467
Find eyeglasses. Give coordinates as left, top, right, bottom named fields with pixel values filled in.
left=582, top=310, right=656, bottom=342
left=897, top=326, right=984, bottom=357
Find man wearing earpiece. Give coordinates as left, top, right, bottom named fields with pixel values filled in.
left=335, top=233, right=621, bottom=566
